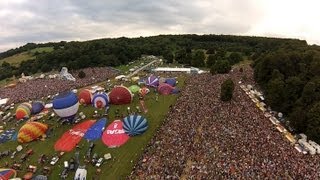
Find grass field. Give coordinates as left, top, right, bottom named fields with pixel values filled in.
left=0, top=75, right=187, bottom=179
left=0, top=47, right=53, bottom=67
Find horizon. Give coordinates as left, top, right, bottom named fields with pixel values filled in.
left=1, top=0, right=320, bottom=52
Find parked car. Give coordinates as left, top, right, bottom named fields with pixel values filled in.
left=69, top=158, right=75, bottom=171
left=95, top=158, right=104, bottom=167
left=50, top=156, right=59, bottom=165
left=10, top=151, right=17, bottom=159
left=60, top=168, right=68, bottom=179
left=91, top=153, right=98, bottom=165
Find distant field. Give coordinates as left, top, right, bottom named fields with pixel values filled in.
left=0, top=47, right=53, bottom=67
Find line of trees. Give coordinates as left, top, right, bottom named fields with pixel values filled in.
left=253, top=49, right=320, bottom=143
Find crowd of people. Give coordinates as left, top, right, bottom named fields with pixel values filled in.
left=129, top=66, right=320, bottom=179
left=0, top=67, right=117, bottom=104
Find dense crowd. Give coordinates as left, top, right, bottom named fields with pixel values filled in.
left=129, top=66, right=320, bottom=179
left=0, top=67, right=118, bottom=104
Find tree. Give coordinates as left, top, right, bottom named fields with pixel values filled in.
left=78, top=70, right=86, bottom=79
left=212, top=60, right=231, bottom=74
left=206, top=54, right=217, bottom=68
left=206, top=48, right=215, bottom=54
left=163, top=50, right=174, bottom=63
left=191, top=50, right=205, bottom=67
left=228, top=52, right=243, bottom=65
left=306, top=102, right=320, bottom=142
left=266, top=78, right=286, bottom=112
left=220, top=79, right=235, bottom=101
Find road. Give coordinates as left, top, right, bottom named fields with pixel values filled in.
left=126, top=59, right=159, bottom=78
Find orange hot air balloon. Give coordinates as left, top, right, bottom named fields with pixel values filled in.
left=18, top=122, right=48, bottom=143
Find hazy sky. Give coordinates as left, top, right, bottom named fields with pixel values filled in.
left=1, top=0, right=320, bottom=52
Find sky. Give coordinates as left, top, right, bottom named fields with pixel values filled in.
left=1, top=0, right=320, bottom=52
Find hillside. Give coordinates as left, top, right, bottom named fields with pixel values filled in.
left=0, top=47, right=54, bottom=67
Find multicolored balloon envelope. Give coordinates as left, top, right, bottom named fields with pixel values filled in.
left=123, top=115, right=148, bottom=136
left=79, top=89, right=93, bottom=105
left=146, top=75, right=159, bottom=87
left=84, top=118, right=107, bottom=140
left=16, top=102, right=32, bottom=120
left=92, top=92, right=109, bottom=108
left=31, top=101, right=45, bottom=114
left=102, top=120, right=130, bottom=148
left=139, top=87, right=150, bottom=96
left=0, top=168, right=17, bottom=179
left=158, top=83, right=174, bottom=95
left=18, top=122, right=48, bottom=143
left=53, top=92, right=79, bottom=121
left=109, top=86, right=133, bottom=105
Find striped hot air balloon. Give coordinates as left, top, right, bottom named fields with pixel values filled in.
left=123, top=115, right=148, bottom=136
left=79, top=89, right=93, bottom=105
left=0, top=168, right=17, bottom=179
left=53, top=92, right=79, bottom=121
left=146, top=76, right=159, bottom=87
left=16, top=102, right=32, bottom=120
left=18, top=122, right=48, bottom=143
left=92, top=92, right=109, bottom=108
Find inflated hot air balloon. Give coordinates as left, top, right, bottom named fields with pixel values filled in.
left=92, top=92, right=109, bottom=108
left=16, top=102, right=32, bottom=120
left=79, top=89, right=92, bottom=105
left=0, top=168, right=17, bottom=179
left=165, top=78, right=177, bottom=87
left=53, top=92, right=79, bottom=121
left=158, top=83, right=174, bottom=95
left=139, top=87, right=150, bottom=96
left=31, top=101, right=45, bottom=114
left=18, top=122, right=48, bottom=143
left=128, top=85, right=140, bottom=94
left=146, top=76, right=159, bottom=87
left=123, top=115, right=148, bottom=136
left=109, top=86, right=133, bottom=105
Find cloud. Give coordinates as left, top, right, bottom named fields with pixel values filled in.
left=0, top=0, right=319, bottom=52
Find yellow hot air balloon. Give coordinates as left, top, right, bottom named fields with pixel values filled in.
left=18, top=122, right=48, bottom=143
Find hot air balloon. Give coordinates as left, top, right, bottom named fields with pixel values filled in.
left=123, top=115, right=148, bottom=136
left=92, top=92, right=109, bottom=108
left=0, top=169, right=17, bottom=179
left=84, top=118, right=107, bottom=140
left=109, top=86, right=133, bottom=105
left=139, top=87, right=150, bottom=96
left=102, top=120, right=129, bottom=147
left=159, top=77, right=166, bottom=83
left=16, top=102, right=32, bottom=120
left=165, top=78, right=177, bottom=87
left=128, top=85, right=140, bottom=94
left=79, top=89, right=92, bottom=105
left=53, top=92, right=79, bottom=121
left=18, top=122, right=48, bottom=143
left=158, top=83, right=174, bottom=95
left=31, top=101, right=45, bottom=114
left=146, top=76, right=159, bottom=87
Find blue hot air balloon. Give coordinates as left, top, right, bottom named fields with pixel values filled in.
left=53, top=92, right=79, bottom=121
left=165, top=78, right=177, bottom=87
left=92, top=92, right=109, bottom=109
left=31, top=101, right=45, bottom=114
left=84, top=118, right=107, bottom=140
left=123, top=115, right=148, bottom=136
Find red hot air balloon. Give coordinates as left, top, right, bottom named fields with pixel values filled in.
left=79, top=89, right=92, bottom=105
left=109, top=86, right=133, bottom=105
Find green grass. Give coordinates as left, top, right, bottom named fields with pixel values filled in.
left=29, top=47, right=54, bottom=54
left=0, top=52, right=35, bottom=67
left=0, top=47, right=53, bottom=67
left=0, top=75, right=187, bottom=179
